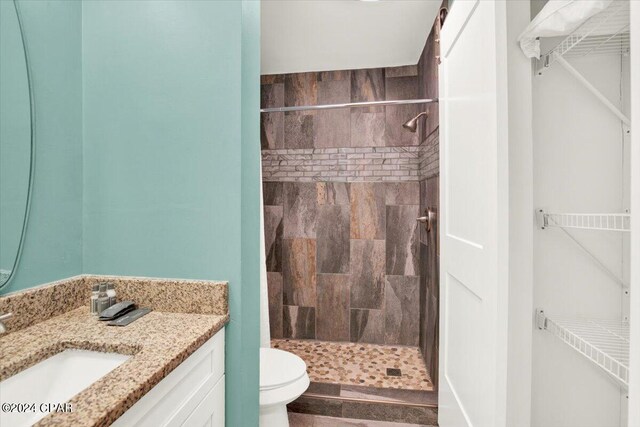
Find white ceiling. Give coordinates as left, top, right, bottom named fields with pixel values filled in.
left=261, top=0, right=442, bottom=75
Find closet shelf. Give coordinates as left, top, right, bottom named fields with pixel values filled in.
left=543, top=0, right=630, bottom=66
left=537, top=310, right=630, bottom=388
left=537, top=210, right=630, bottom=232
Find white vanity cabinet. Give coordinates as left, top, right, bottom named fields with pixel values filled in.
left=113, top=328, right=225, bottom=427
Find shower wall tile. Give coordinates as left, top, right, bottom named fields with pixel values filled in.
left=350, top=239, right=385, bottom=309
left=261, top=83, right=283, bottom=109
left=261, top=112, right=283, bottom=150
left=262, top=147, right=420, bottom=182
left=385, top=76, right=422, bottom=147
left=264, top=206, right=283, bottom=272
left=282, top=238, right=317, bottom=306
left=261, top=74, right=284, bottom=85
left=419, top=243, right=428, bottom=352
left=283, top=182, right=317, bottom=238
left=263, top=182, right=283, bottom=206
left=316, top=79, right=351, bottom=148
left=350, top=182, right=386, bottom=240
left=284, top=113, right=315, bottom=149
left=260, top=83, right=284, bottom=150
left=268, top=272, right=283, bottom=339
left=285, top=72, right=318, bottom=107
left=350, top=308, right=385, bottom=344
left=386, top=205, right=419, bottom=276
left=385, top=65, right=418, bottom=78
left=319, top=70, right=350, bottom=82
left=384, top=275, right=420, bottom=346
left=385, top=182, right=420, bottom=206
left=317, top=205, right=350, bottom=274
left=351, top=68, right=385, bottom=112
left=419, top=176, right=439, bottom=251
left=419, top=22, right=440, bottom=140
left=350, top=110, right=386, bottom=147
left=283, top=305, right=316, bottom=339
left=425, top=266, right=439, bottom=386
left=316, top=182, right=350, bottom=206
left=262, top=33, right=441, bottom=350
left=316, top=274, right=350, bottom=341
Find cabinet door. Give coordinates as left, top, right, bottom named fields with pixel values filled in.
left=181, top=376, right=225, bottom=427
left=438, top=1, right=511, bottom=426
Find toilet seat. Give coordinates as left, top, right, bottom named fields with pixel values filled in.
left=260, top=348, right=307, bottom=391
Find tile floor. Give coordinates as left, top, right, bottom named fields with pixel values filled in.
left=289, top=413, right=435, bottom=427
left=272, top=339, right=433, bottom=391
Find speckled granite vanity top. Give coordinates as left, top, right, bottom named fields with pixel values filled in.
left=0, top=275, right=229, bottom=427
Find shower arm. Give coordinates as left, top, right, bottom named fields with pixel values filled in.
left=260, top=98, right=438, bottom=113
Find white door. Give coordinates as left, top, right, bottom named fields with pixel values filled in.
left=438, top=1, right=510, bottom=426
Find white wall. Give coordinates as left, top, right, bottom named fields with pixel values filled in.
left=532, top=52, right=629, bottom=426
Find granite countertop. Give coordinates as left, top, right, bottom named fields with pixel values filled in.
left=0, top=306, right=228, bottom=427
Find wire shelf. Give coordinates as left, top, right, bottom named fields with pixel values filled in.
left=545, top=0, right=630, bottom=64
left=537, top=310, right=630, bottom=388
left=538, top=211, right=630, bottom=232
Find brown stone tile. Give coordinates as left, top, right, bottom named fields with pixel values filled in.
left=350, top=309, right=385, bottom=344
left=261, top=74, right=284, bottom=85
left=262, top=82, right=284, bottom=108
left=385, top=182, right=420, bottom=206
left=261, top=112, right=284, bottom=150
left=350, top=110, right=385, bottom=147
left=282, top=238, right=317, bottom=306
left=350, top=183, right=386, bottom=240
left=385, top=205, right=419, bottom=276
left=351, top=69, right=385, bottom=113
left=350, top=240, right=385, bottom=309
left=340, top=385, right=437, bottom=406
left=268, top=272, right=283, bottom=339
left=316, top=274, right=350, bottom=341
left=385, top=65, right=418, bottom=78
left=317, top=205, right=350, bottom=274
left=283, top=306, right=316, bottom=339
left=285, top=113, right=316, bottom=149
left=385, top=276, right=420, bottom=346
left=319, top=70, right=351, bottom=82
left=342, top=401, right=438, bottom=425
left=285, top=72, right=318, bottom=107
left=264, top=206, right=283, bottom=272
left=261, top=83, right=285, bottom=150
left=263, top=181, right=283, bottom=206
left=287, top=396, right=343, bottom=417
left=385, top=76, right=421, bottom=147
left=284, top=182, right=318, bottom=238
left=307, top=382, right=342, bottom=397
left=316, top=80, right=351, bottom=148
left=317, top=182, right=350, bottom=206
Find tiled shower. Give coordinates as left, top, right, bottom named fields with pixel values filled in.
left=261, top=12, right=441, bottom=420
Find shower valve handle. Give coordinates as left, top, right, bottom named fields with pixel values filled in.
left=417, top=208, right=436, bottom=233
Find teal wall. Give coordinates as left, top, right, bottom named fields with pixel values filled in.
left=82, top=1, right=259, bottom=425
left=2, top=0, right=83, bottom=294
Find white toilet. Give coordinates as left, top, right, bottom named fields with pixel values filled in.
left=259, top=348, right=310, bottom=427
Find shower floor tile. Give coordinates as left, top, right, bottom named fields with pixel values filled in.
left=272, top=339, right=433, bottom=391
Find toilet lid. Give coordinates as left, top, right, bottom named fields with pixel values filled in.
left=260, top=348, right=307, bottom=391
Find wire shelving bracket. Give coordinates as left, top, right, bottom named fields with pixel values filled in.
left=536, top=309, right=630, bottom=389
left=536, top=210, right=631, bottom=232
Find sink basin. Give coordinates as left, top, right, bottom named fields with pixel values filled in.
left=0, top=349, right=130, bottom=426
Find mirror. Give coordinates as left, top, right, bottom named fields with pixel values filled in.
left=0, top=0, right=33, bottom=288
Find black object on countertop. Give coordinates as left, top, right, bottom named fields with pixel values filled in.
left=107, top=308, right=152, bottom=326
left=99, top=300, right=135, bottom=320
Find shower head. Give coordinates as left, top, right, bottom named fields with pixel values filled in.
left=402, top=112, right=428, bottom=133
